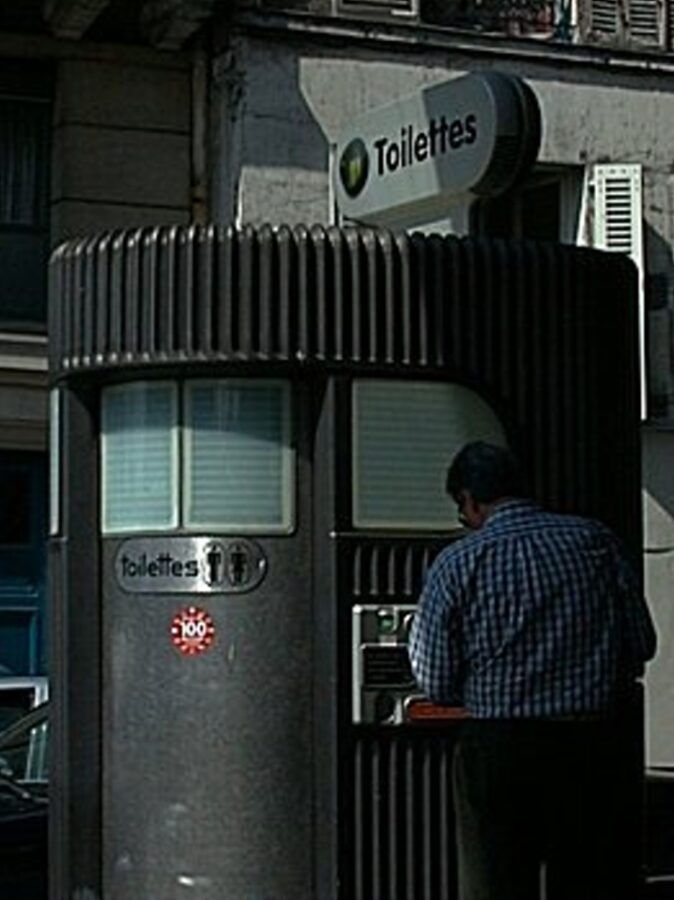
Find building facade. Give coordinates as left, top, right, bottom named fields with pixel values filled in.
left=0, top=3, right=193, bottom=680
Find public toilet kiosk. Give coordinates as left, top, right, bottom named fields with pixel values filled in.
left=48, top=222, right=642, bottom=900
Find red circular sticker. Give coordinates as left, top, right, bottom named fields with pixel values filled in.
left=171, top=606, right=215, bottom=656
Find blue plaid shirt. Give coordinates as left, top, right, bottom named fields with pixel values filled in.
left=408, top=500, right=657, bottom=718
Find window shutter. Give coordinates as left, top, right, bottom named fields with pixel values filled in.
left=579, top=0, right=666, bottom=46
left=593, top=164, right=643, bottom=269
left=580, top=0, right=622, bottom=38
left=593, top=163, right=646, bottom=416
left=627, top=0, right=664, bottom=46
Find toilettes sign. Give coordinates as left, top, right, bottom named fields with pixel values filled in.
left=334, top=71, right=541, bottom=227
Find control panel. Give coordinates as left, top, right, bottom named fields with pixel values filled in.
left=352, top=604, right=417, bottom=724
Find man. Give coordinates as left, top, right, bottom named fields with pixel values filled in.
left=408, top=441, right=657, bottom=900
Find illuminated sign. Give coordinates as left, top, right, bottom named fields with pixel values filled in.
left=334, top=71, right=540, bottom=228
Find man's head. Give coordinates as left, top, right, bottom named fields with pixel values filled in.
left=446, top=441, right=525, bottom=529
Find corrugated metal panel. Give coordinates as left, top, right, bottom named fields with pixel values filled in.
left=349, top=542, right=439, bottom=601
left=351, top=732, right=457, bottom=900
left=49, top=224, right=631, bottom=367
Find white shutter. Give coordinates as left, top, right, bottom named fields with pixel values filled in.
left=593, top=163, right=646, bottom=416
left=594, top=164, right=643, bottom=263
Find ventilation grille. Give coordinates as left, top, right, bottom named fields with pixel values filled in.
left=347, top=542, right=440, bottom=601
left=351, top=732, right=458, bottom=900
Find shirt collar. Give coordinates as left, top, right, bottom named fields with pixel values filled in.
left=482, top=498, right=539, bottom=529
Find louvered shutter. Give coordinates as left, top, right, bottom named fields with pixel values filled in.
left=627, top=0, right=664, bottom=46
left=579, top=0, right=666, bottom=45
left=593, top=163, right=646, bottom=416
left=593, top=164, right=643, bottom=269
left=581, top=0, right=622, bottom=38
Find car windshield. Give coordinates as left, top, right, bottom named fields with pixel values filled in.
left=0, top=702, right=48, bottom=791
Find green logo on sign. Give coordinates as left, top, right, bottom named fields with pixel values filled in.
left=340, top=138, right=369, bottom=198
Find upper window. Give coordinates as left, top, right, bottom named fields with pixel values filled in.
left=101, top=379, right=294, bottom=535
left=0, top=65, right=52, bottom=331
left=472, top=167, right=583, bottom=245
left=352, top=379, right=507, bottom=530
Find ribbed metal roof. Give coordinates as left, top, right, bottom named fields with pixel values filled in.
left=49, top=222, right=636, bottom=375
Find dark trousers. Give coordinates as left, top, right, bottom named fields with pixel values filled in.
left=452, top=718, right=643, bottom=900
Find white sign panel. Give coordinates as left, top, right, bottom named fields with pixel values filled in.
left=334, top=72, right=540, bottom=228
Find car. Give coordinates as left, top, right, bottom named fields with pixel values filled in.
left=0, top=676, right=48, bottom=732
left=0, top=680, right=48, bottom=900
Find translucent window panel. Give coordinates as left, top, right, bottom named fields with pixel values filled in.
left=353, top=380, right=507, bottom=530
left=101, top=382, right=178, bottom=533
left=185, top=381, right=294, bottom=532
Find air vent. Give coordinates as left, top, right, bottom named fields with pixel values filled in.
left=362, top=646, right=415, bottom=688
left=335, top=0, right=419, bottom=20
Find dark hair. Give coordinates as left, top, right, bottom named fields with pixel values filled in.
left=446, top=441, right=526, bottom=504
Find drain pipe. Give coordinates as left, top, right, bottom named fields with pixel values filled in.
left=191, top=42, right=209, bottom=224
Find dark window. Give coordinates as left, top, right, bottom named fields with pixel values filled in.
left=472, top=175, right=562, bottom=242
left=0, top=64, right=52, bottom=331
left=0, top=467, right=31, bottom=545
left=0, top=688, right=33, bottom=732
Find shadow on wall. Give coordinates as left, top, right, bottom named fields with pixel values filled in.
left=646, top=223, right=674, bottom=421
left=642, top=428, right=674, bottom=768
left=211, top=43, right=330, bottom=227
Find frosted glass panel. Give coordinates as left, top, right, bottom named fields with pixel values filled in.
left=101, top=383, right=178, bottom=533
left=185, top=381, right=293, bottom=532
left=353, top=380, right=506, bottom=529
